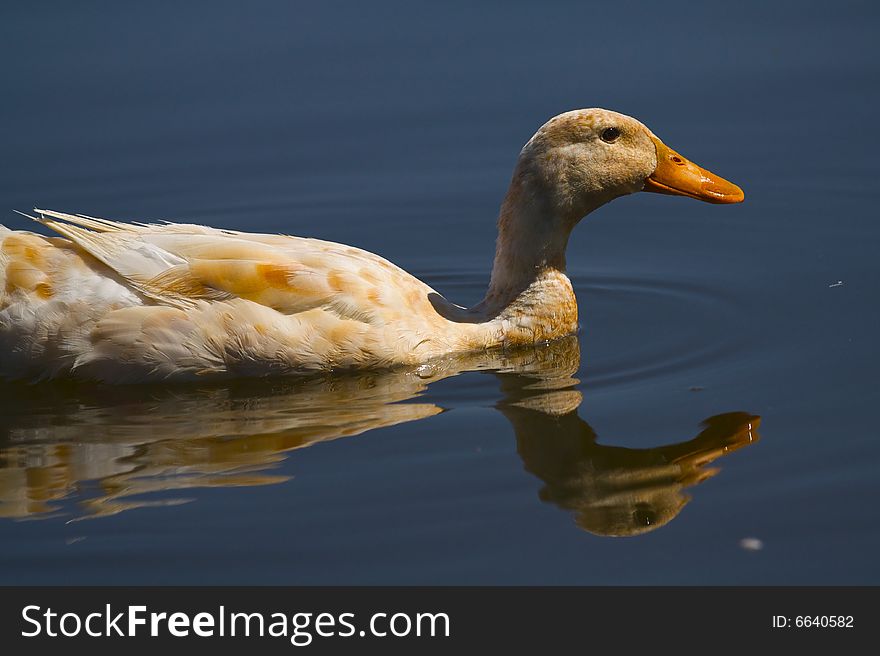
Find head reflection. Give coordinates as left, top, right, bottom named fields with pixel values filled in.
left=0, top=337, right=759, bottom=535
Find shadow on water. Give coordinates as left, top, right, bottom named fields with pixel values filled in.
left=0, top=337, right=759, bottom=536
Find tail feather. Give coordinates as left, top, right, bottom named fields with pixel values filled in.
left=32, top=208, right=132, bottom=233
left=21, top=209, right=193, bottom=307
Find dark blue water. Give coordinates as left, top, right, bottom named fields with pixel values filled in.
left=1, top=0, right=878, bottom=584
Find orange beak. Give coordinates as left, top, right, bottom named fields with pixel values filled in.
left=643, top=135, right=744, bottom=204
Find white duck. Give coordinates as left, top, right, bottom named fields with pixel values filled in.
left=0, top=109, right=743, bottom=383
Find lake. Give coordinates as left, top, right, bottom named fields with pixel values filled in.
left=0, top=0, right=878, bottom=584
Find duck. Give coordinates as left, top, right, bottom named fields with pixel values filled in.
left=0, top=108, right=743, bottom=383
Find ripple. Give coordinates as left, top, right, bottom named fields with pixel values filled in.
left=574, top=272, right=754, bottom=391
left=418, top=267, right=756, bottom=394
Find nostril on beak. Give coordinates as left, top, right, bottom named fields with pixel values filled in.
left=671, top=156, right=684, bottom=165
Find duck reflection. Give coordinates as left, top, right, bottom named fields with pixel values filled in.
left=0, top=337, right=759, bottom=534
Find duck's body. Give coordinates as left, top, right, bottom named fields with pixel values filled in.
left=0, top=109, right=742, bottom=383
left=0, top=217, right=576, bottom=382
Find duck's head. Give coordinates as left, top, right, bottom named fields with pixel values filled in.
left=512, top=108, right=744, bottom=222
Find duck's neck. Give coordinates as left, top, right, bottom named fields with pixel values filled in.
left=478, top=173, right=601, bottom=324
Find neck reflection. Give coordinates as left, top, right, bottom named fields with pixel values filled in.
left=0, top=337, right=759, bottom=535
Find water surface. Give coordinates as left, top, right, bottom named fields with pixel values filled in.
left=0, top=1, right=878, bottom=584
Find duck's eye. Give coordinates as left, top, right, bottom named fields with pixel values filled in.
left=600, top=127, right=621, bottom=143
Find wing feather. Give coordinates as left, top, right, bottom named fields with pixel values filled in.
left=29, top=209, right=426, bottom=323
